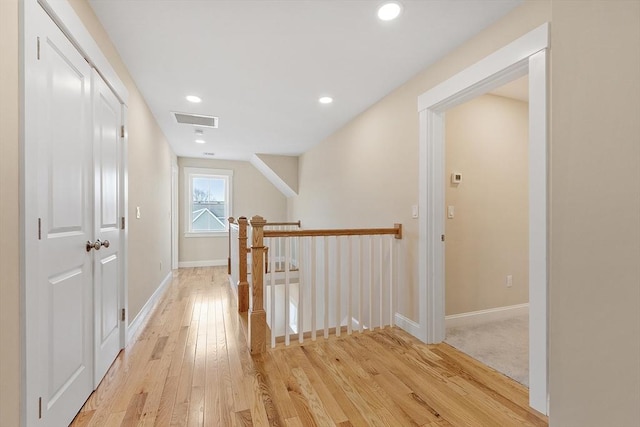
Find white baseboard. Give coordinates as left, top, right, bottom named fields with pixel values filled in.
left=394, top=313, right=422, bottom=338
left=445, top=303, right=529, bottom=329
left=178, top=259, right=227, bottom=268
left=126, top=271, right=173, bottom=344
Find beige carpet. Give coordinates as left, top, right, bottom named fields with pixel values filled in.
left=445, top=312, right=529, bottom=386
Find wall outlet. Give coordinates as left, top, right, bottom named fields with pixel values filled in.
left=506, top=275, right=513, bottom=288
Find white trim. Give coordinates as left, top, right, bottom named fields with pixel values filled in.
left=178, top=259, right=227, bottom=268
left=37, top=0, right=128, bottom=105
left=417, top=23, right=548, bottom=112
left=183, top=167, right=233, bottom=235
left=184, top=231, right=229, bottom=238
left=394, top=313, right=421, bottom=338
left=417, top=23, right=549, bottom=415
left=22, top=3, right=43, bottom=425
left=126, top=271, right=173, bottom=343
left=445, top=303, right=529, bottom=329
left=250, top=154, right=297, bottom=198
left=119, top=105, right=129, bottom=349
left=527, top=48, right=549, bottom=413
left=171, top=163, right=179, bottom=270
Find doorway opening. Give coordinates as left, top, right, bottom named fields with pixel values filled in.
left=416, top=23, right=549, bottom=414
left=443, top=76, right=530, bottom=387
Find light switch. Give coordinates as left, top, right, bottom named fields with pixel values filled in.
left=136, top=206, right=141, bottom=219
left=412, top=205, right=419, bottom=219
left=447, top=205, right=455, bottom=219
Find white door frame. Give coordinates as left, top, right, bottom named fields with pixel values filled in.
left=22, top=1, right=129, bottom=425
left=416, top=23, right=549, bottom=414
left=171, top=162, right=179, bottom=270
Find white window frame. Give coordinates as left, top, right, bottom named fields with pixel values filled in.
left=183, top=167, right=233, bottom=237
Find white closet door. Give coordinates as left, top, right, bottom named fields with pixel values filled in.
left=93, top=69, right=123, bottom=386
left=35, top=5, right=94, bottom=426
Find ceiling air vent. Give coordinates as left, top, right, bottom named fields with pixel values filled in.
left=172, top=112, right=218, bottom=128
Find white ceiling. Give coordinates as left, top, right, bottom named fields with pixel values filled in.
left=89, top=0, right=522, bottom=160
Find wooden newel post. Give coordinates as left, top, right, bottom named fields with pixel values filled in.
left=237, top=217, right=249, bottom=313
left=249, top=215, right=267, bottom=354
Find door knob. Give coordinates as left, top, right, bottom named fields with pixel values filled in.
left=86, top=240, right=102, bottom=252
left=102, top=239, right=110, bottom=248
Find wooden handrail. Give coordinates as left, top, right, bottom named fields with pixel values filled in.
left=264, top=220, right=301, bottom=227
left=263, top=224, right=402, bottom=239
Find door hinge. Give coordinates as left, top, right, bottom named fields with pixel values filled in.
left=38, top=397, right=42, bottom=419
left=38, top=218, right=42, bottom=240
left=120, top=125, right=125, bottom=138
left=37, top=37, right=40, bottom=60
left=441, top=234, right=445, bottom=242
left=121, top=216, right=125, bottom=230
left=121, top=308, right=126, bottom=322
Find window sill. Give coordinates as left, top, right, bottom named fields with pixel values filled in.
left=184, top=232, right=228, bottom=238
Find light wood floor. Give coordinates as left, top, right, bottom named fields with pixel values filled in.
left=71, top=267, right=548, bottom=426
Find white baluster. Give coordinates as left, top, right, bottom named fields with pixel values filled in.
left=311, top=236, right=317, bottom=341
left=324, top=236, right=329, bottom=339
left=270, top=237, right=276, bottom=348
left=389, top=235, right=394, bottom=327
left=336, top=236, right=341, bottom=337
left=347, top=236, right=353, bottom=335
left=369, top=235, right=373, bottom=331
left=359, top=236, right=364, bottom=334
left=285, top=237, right=291, bottom=346
left=298, top=236, right=304, bottom=344
left=379, top=235, right=383, bottom=330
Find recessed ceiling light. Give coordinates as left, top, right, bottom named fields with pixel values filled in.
left=195, top=139, right=206, bottom=144
left=319, top=96, right=333, bottom=104
left=186, top=95, right=202, bottom=103
left=377, top=2, right=402, bottom=21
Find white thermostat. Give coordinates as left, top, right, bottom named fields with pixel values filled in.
left=451, top=172, right=462, bottom=184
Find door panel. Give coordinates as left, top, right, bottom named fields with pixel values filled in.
left=36, top=6, right=94, bottom=426
left=93, top=70, right=123, bottom=385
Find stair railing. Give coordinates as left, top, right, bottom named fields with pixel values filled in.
left=248, top=215, right=402, bottom=354
left=228, top=217, right=300, bottom=314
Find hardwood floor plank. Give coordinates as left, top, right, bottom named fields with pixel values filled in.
left=72, top=266, right=547, bottom=427
left=296, top=346, right=370, bottom=426
left=285, top=346, right=349, bottom=425
left=234, top=408, right=253, bottom=426
left=214, top=289, right=234, bottom=427
left=120, top=391, right=146, bottom=425
left=301, top=343, right=388, bottom=426
left=315, top=339, right=418, bottom=426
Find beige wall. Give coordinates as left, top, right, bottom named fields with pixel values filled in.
left=178, top=157, right=287, bottom=264
left=0, top=0, right=20, bottom=424
left=256, top=154, right=299, bottom=193
left=445, top=95, right=529, bottom=315
left=291, top=0, right=640, bottom=423
left=289, top=1, right=551, bottom=321
left=548, top=1, right=640, bottom=425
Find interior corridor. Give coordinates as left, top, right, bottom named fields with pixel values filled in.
left=71, top=267, right=547, bottom=426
